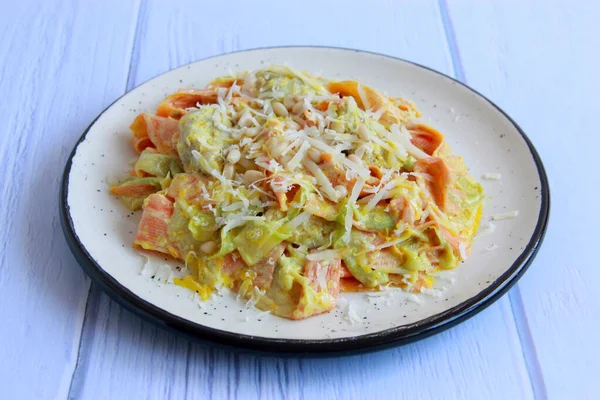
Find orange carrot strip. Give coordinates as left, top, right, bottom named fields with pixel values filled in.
left=340, top=263, right=352, bottom=278
left=252, top=242, right=286, bottom=291
left=326, top=81, right=385, bottom=111
left=130, top=113, right=179, bottom=156
left=222, top=252, right=246, bottom=276
left=415, top=157, right=451, bottom=211
left=109, top=183, right=159, bottom=198
left=131, top=136, right=154, bottom=153
left=133, top=194, right=179, bottom=258
left=339, top=277, right=375, bottom=292
left=156, top=89, right=219, bottom=120
left=292, top=257, right=342, bottom=319
left=409, top=124, right=444, bottom=156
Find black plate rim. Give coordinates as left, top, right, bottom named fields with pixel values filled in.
left=60, top=45, right=550, bottom=355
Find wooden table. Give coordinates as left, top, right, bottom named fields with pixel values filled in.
left=1, top=1, right=596, bottom=398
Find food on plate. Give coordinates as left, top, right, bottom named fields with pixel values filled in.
left=109, top=65, right=483, bottom=320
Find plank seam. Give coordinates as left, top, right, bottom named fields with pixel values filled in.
left=126, top=0, right=146, bottom=92
left=183, top=341, right=192, bottom=400
left=66, top=286, right=99, bottom=399
left=508, top=290, right=549, bottom=400
left=437, top=0, right=466, bottom=82
left=63, top=1, right=144, bottom=398
left=436, top=1, right=547, bottom=398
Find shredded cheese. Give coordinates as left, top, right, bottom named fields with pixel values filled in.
left=340, top=157, right=370, bottom=179
left=458, top=242, right=468, bottom=260
left=343, top=177, right=365, bottom=242
left=399, top=125, right=430, bottom=159
left=363, top=179, right=398, bottom=213
left=345, top=302, right=362, bottom=324
left=490, top=210, right=519, bottom=221
left=304, top=159, right=338, bottom=201
left=306, top=249, right=343, bottom=261
left=482, top=173, right=502, bottom=180
left=371, top=237, right=407, bottom=252
left=477, top=221, right=496, bottom=236
left=356, top=84, right=371, bottom=110
left=286, top=140, right=311, bottom=171
left=284, top=211, right=311, bottom=231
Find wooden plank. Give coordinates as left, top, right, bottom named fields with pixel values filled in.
left=446, top=1, right=600, bottom=398
left=0, top=0, right=139, bottom=398
left=69, top=1, right=534, bottom=399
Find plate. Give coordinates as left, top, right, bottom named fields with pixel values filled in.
left=60, top=47, right=549, bottom=354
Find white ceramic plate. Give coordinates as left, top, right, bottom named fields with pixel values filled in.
left=61, top=47, right=549, bottom=353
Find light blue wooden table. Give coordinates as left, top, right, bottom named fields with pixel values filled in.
left=1, top=1, right=597, bottom=399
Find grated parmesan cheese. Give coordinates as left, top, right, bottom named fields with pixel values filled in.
left=286, top=140, right=311, bottom=171
left=420, top=287, right=443, bottom=298
left=345, top=302, right=362, bottom=324
left=477, top=221, right=496, bottom=236
left=304, top=159, right=338, bottom=201
left=458, top=242, right=468, bottom=260
left=490, top=210, right=519, bottom=221
left=284, top=211, right=311, bottom=231
left=364, top=179, right=398, bottom=213
left=372, top=237, right=408, bottom=251
left=356, top=84, right=371, bottom=110
left=342, top=177, right=365, bottom=243
left=482, top=173, right=502, bottom=180
left=306, top=249, right=343, bottom=261
left=399, top=125, right=430, bottom=159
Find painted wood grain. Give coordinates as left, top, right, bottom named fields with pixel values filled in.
left=446, top=1, right=600, bottom=399
left=68, top=1, right=533, bottom=399
left=0, top=0, right=140, bottom=398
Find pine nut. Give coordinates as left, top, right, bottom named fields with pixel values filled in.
left=272, top=101, right=289, bottom=117
left=286, top=120, right=301, bottom=130
left=307, top=148, right=322, bottom=163
left=347, top=154, right=362, bottom=165
left=271, top=142, right=287, bottom=158
left=227, top=148, right=241, bottom=164
left=357, top=124, right=370, bottom=141
left=292, top=100, right=305, bottom=115
left=200, top=241, right=217, bottom=254
left=223, top=163, right=235, bottom=179
left=330, top=121, right=345, bottom=133
left=283, top=95, right=296, bottom=110
left=242, top=170, right=263, bottom=186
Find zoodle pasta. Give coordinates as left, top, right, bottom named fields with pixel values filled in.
left=110, top=66, right=483, bottom=320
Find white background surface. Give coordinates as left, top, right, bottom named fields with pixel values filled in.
left=0, top=1, right=597, bottom=399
